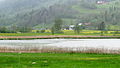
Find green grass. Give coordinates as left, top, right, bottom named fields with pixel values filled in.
left=62, top=18, right=77, bottom=25
left=97, top=0, right=120, bottom=9
left=0, top=33, right=51, bottom=36
left=0, top=53, right=120, bottom=68
left=72, top=5, right=100, bottom=14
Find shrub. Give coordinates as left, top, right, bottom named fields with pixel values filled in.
left=41, top=30, right=46, bottom=33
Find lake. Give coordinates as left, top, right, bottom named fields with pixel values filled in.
left=0, top=39, right=120, bottom=50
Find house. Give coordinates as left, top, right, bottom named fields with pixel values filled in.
left=78, top=23, right=83, bottom=26
left=69, top=25, right=75, bottom=30
left=83, top=22, right=91, bottom=26
left=63, top=23, right=84, bottom=30
left=97, top=1, right=106, bottom=4
left=63, top=25, right=69, bottom=30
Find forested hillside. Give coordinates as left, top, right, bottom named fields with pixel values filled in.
left=0, top=0, right=120, bottom=30
left=0, top=0, right=68, bottom=27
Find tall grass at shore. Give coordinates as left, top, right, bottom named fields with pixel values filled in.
left=0, top=46, right=120, bottom=54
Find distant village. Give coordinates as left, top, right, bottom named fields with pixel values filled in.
left=63, top=22, right=91, bottom=30
left=62, top=0, right=111, bottom=30
left=96, top=0, right=110, bottom=4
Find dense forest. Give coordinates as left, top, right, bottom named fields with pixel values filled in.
left=0, top=0, right=120, bottom=31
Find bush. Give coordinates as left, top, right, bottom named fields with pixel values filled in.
left=56, top=31, right=64, bottom=34
left=41, top=30, right=46, bottom=33
left=36, top=30, right=40, bottom=33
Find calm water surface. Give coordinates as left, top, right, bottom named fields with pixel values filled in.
left=0, top=39, right=120, bottom=50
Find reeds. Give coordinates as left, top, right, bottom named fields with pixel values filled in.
left=0, top=46, right=120, bottom=54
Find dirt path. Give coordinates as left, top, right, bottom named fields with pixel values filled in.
left=0, top=35, right=119, bottom=39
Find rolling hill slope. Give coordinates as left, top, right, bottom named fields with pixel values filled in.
left=0, top=0, right=119, bottom=29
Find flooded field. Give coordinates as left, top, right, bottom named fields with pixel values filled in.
left=0, top=39, right=120, bottom=50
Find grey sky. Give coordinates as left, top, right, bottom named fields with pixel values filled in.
left=0, top=0, right=4, bottom=1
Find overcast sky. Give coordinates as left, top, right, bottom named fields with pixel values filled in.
left=0, top=0, right=4, bottom=1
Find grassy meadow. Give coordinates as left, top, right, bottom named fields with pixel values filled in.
left=0, top=53, right=120, bottom=68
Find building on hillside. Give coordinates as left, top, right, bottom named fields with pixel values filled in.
left=63, top=25, right=69, bottom=30
left=83, top=22, right=91, bottom=26
left=69, top=23, right=84, bottom=30
left=69, top=25, right=75, bottom=30
left=63, top=23, right=84, bottom=30
left=83, top=22, right=92, bottom=29
left=78, top=23, right=83, bottom=26
left=63, top=25, right=75, bottom=30
left=97, top=1, right=106, bottom=4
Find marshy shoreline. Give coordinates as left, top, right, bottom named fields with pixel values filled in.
left=0, top=39, right=120, bottom=54
left=0, top=35, right=120, bottom=40
left=0, top=47, right=120, bottom=54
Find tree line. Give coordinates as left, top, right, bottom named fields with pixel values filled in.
left=0, top=18, right=119, bottom=36
left=0, top=26, right=32, bottom=33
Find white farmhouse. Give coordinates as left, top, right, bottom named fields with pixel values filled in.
left=97, top=1, right=105, bottom=4
left=69, top=25, right=75, bottom=30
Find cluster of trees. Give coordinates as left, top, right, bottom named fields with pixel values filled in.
left=74, top=24, right=84, bottom=34
left=0, top=26, right=32, bottom=33
left=0, top=18, right=119, bottom=36
left=0, top=0, right=77, bottom=28
left=51, top=19, right=119, bottom=36
left=51, top=18, right=84, bottom=35
left=76, top=0, right=120, bottom=30
left=101, top=6, right=120, bottom=25
left=98, top=21, right=120, bottom=36
left=98, top=22, right=106, bottom=36
left=51, top=19, right=63, bottom=35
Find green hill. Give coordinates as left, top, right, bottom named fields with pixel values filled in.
left=0, top=0, right=120, bottom=30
